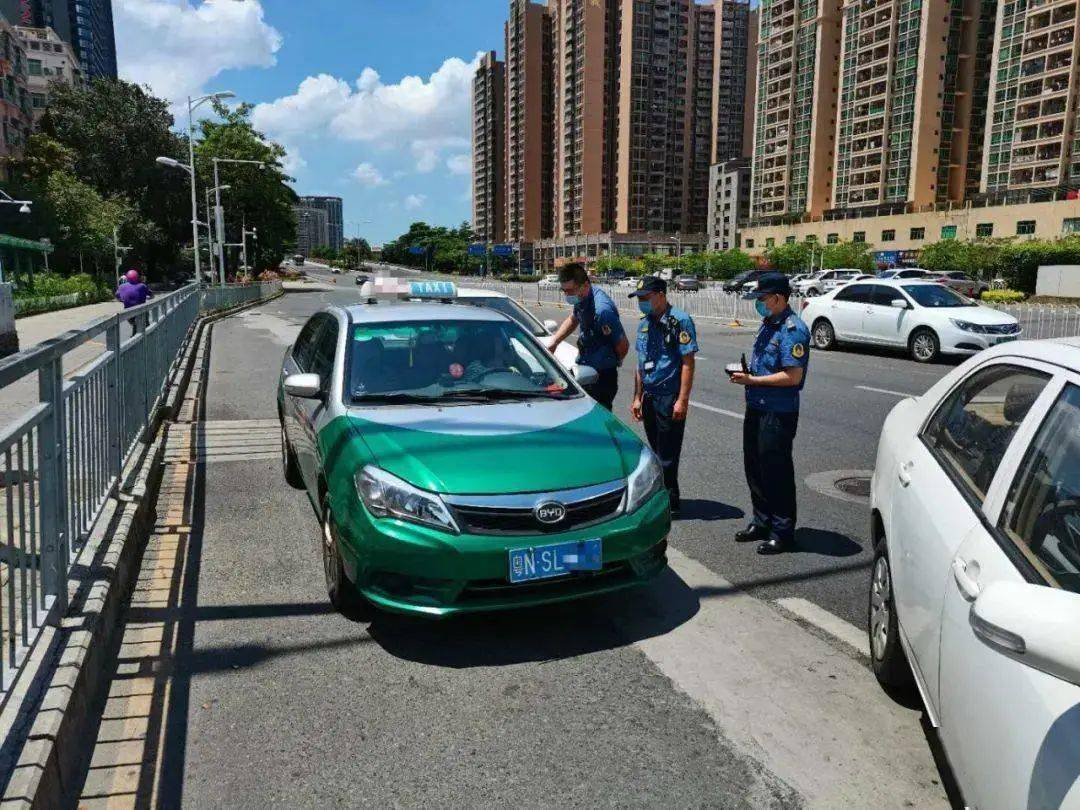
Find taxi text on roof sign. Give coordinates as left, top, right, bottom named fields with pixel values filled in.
left=359, top=277, right=458, bottom=301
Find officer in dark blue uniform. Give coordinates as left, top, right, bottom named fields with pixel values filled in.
left=729, top=272, right=810, bottom=554
left=549, top=263, right=628, bottom=409
left=629, top=276, right=698, bottom=515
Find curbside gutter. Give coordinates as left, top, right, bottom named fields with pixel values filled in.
left=0, top=288, right=282, bottom=809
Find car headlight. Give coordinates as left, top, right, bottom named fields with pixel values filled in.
left=354, top=465, right=459, bottom=534
left=949, top=318, right=986, bottom=334
left=625, top=447, right=665, bottom=514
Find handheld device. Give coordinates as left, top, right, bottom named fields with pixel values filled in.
left=726, top=353, right=750, bottom=378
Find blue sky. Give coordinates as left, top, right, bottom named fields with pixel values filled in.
left=115, top=0, right=512, bottom=245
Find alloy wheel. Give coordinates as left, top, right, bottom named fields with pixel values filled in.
left=813, top=322, right=833, bottom=349
left=870, top=555, right=891, bottom=661
left=912, top=333, right=935, bottom=361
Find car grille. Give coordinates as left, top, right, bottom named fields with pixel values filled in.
left=984, top=322, right=1021, bottom=335
left=445, top=481, right=626, bottom=536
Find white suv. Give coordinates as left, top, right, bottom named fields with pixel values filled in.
left=794, top=269, right=863, bottom=297
left=870, top=338, right=1080, bottom=809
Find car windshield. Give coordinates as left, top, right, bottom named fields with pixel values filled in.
left=467, top=296, right=547, bottom=336
left=902, top=284, right=975, bottom=308
left=348, top=318, right=576, bottom=403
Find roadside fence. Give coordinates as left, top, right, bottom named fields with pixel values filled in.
left=0, top=280, right=280, bottom=697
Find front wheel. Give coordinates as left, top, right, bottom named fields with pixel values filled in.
left=280, top=421, right=304, bottom=489
left=909, top=328, right=939, bottom=363
left=805, top=287, right=821, bottom=297
left=812, top=318, right=837, bottom=350
left=322, top=496, right=372, bottom=619
left=869, top=542, right=913, bottom=690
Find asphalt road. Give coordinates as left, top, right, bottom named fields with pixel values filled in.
left=76, top=275, right=958, bottom=808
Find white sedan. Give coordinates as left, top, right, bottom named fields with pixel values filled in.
left=869, top=338, right=1080, bottom=809
left=537, top=274, right=560, bottom=288
left=456, top=287, right=579, bottom=371
left=794, top=268, right=863, bottom=297
left=802, top=279, right=1021, bottom=362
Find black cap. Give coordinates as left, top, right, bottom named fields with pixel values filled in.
left=627, top=276, right=668, bottom=298
left=743, top=272, right=791, bottom=299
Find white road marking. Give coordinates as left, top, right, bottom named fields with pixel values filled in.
left=690, top=400, right=744, bottom=420
left=856, top=384, right=914, bottom=398
left=773, top=597, right=870, bottom=658
left=618, top=547, right=948, bottom=807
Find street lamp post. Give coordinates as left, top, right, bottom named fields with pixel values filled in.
left=182, top=91, right=235, bottom=284
left=204, top=184, right=230, bottom=283
left=112, top=227, right=132, bottom=279
left=241, top=221, right=257, bottom=273
left=212, top=157, right=265, bottom=284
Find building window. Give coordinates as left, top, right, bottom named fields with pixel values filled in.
left=806, top=235, right=817, bottom=243
left=826, top=233, right=839, bottom=244
left=941, top=225, right=957, bottom=240
left=765, top=237, right=775, bottom=248
left=853, top=231, right=866, bottom=243
left=27, top=59, right=41, bottom=76
left=785, top=236, right=796, bottom=244
left=1017, top=220, right=1036, bottom=236
left=746, top=239, right=755, bottom=248
left=1063, top=218, right=1080, bottom=234
left=881, top=229, right=895, bottom=242
left=910, top=227, right=926, bottom=240
left=975, top=223, right=994, bottom=238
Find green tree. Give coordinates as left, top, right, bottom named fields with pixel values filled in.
left=764, top=242, right=812, bottom=273
left=821, top=240, right=874, bottom=271
left=706, top=249, right=755, bottom=279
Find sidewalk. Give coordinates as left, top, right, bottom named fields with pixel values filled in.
left=1, top=300, right=124, bottom=433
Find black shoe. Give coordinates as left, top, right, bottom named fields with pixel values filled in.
left=735, top=524, right=769, bottom=543
left=756, top=537, right=791, bottom=555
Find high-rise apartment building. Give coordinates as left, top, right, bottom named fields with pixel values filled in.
left=293, top=206, right=329, bottom=257
left=1, top=0, right=116, bottom=79
left=298, top=196, right=344, bottom=253
left=831, top=0, right=993, bottom=210
left=472, top=51, right=506, bottom=244
left=17, top=25, right=82, bottom=120
left=505, top=0, right=553, bottom=243
left=750, top=0, right=842, bottom=221
left=0, top=18, right=31, bottom=176
left=708, top=157, right=751, bottom=250
left=982, top=0, right=1078, bottom=192
left=713, top=0, right=757, bottom=163
left=549, top=0, right=615, bottom=237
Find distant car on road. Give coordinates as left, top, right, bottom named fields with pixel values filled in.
left=674, top=275, right=701, bottom=292
left=935, top=271, right=990, bottom=299
left=869, top=337, right=1080, bottom=810
left=354, top=274, right=370, bottom=286
left=538, top=274, right=560, bottom=288
left=877, top=267, right=934, bottom=281
left=723, top=269, right=768, bottom=293
left=795, top=269, right=863, bottom=297
left=292, top=254, right=305, bottom=267
left=802, top=279, right=1021, bottom=363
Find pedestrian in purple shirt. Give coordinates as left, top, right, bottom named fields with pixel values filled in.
left=116, top=269, right=152, bottom=309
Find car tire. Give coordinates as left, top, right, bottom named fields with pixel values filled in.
left=321, top=495, right=373, bottom=619
left=805, top=287, right=821, bottom=297
left=280, top=420, right=304, bottom=489
left=869, top=540, right=914, bottom=690
left=812, top=318, right=837, bottom=350
left=909, top=328, right=940, bottom=363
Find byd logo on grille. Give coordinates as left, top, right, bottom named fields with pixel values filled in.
left=534, top=501, right=567, bottom=524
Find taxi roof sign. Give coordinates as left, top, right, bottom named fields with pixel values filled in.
left=359, top=277, right=458, bottom=303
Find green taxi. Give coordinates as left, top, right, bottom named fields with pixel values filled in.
left=277, top=279, right=669, bottom=617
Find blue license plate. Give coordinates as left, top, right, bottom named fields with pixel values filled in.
left=993, top=335, right=1018, bottom=344
left=508, top=539, right=602, bottom=583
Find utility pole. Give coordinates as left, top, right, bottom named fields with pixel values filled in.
left=112, top=227, right=132, bottom=279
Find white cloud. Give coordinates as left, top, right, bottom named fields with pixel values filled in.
left=280, top=145, right=306, bottom=175
left=115, top=0, right=282, bottom=107
left=404, top=194, right=427, bottom=210
left=353, top=162, right=389, bottom=187
left=252, top=53, right=483, bottom=176
left=446, top=153, right=472, bottom=176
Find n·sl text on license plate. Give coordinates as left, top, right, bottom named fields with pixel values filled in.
left=508, top=539, right=602, bottom=583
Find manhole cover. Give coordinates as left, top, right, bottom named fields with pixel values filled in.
left=835, top=476, right=871, bottom=499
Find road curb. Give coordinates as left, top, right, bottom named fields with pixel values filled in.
left=0, top=289, right=281, bottom=809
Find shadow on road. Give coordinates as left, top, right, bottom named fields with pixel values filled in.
left=792, top=527, right=862, bottom=558
left=676, top=498, right=744, bottom=522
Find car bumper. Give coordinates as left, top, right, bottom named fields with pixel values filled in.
left=939, top=329, right=1022, bottom=355
left=335, top=489, right=671, bottom=617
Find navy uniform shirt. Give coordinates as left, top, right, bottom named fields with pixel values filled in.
left=573, top=287, right=625, bottom=372
left=746, top=307, right=810, bottom=413
left=636, top=306, right=699, bottom=396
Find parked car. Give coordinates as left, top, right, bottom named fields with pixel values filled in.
left=538, top=274, right=560, bottom=288
left=802, top=279, right=1021, bottom=362
left=723, top=269, right=768, bottom=293
left=878, top=267, right=934, bottom=280
left=794, top=269, right=863, bottom=297
left=354, top=274, right=371, bottom=286
left=674, top=275, right=701, bottom=292
left=869, top=337, right=1080, bottom=809
left=936, top=271, right=991, bottom=299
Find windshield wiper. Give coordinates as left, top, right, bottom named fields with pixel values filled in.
left=352, top=392, right=438, bottom=404
left=438, top=388, right=572, bottom=401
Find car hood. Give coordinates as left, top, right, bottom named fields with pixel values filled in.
left=344, top=396, right=641, bottom=495
left=937, top=304, right=1018, bottom=325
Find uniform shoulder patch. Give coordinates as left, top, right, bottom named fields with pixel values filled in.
left=679, top=330, right=691, bottom=345
left=601, top=323, right=612, bottom=336
left=636, top=279, right=645, bottom=290
left=792, top=343, right=806, bottom=359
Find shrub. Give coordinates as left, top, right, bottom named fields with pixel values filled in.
left=980, top=289, right=1026, bottom=303
left=13, top=272, right=107, bottom=300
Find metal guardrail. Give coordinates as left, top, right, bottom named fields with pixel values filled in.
left=453, top=279, right=1080, bottom=340
left=0, top=280, right=280, bottom=696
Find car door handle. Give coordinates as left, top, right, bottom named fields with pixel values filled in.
left=951, top=557, right=981, bottom=602
left=897, top=460, right=913, bottom=486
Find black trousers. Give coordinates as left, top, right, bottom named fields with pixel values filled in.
left=583, top=367, right=619, bottom=411
left=643, top=391, right=685, bottom=506
left=743, top=408, right=799, bottom=543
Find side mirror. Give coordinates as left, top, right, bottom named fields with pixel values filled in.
left=284, top=372, right=323, bottom=399
left=970, top=581, right=1080, bottom=687
left=543, top=319, right=559, bottom=333
left=890, top=298, right=909, bottom=309
left=573, top=364, right=599, bottom=387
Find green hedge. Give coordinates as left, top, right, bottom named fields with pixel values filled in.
left=980, top=289, right=1026, bottom=303
left=12, top=272, right=108, bottom=300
